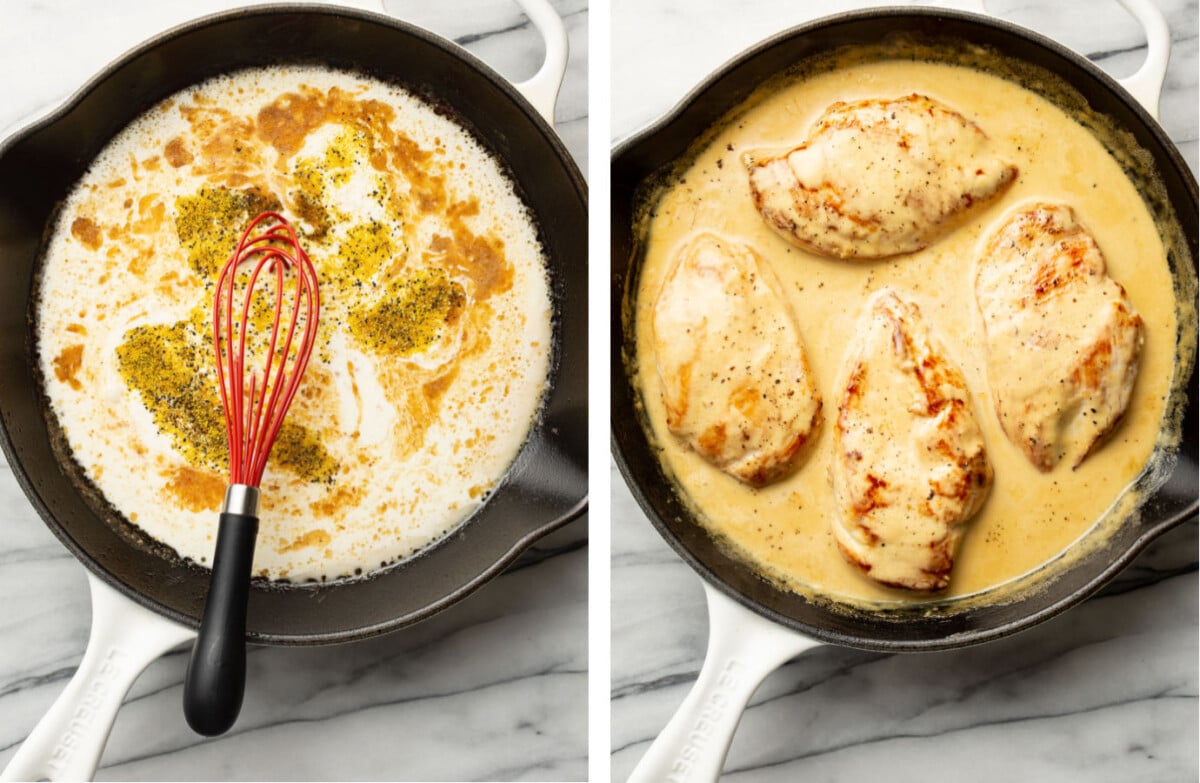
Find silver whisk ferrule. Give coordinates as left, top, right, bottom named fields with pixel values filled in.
left=222, top=484, right=260, bottom=517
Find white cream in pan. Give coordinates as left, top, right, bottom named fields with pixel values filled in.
left=37, top=66, right=552, bottom=581
left=634, top=58, right=1182, bottom=606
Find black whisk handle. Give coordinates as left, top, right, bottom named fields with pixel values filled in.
left=183, top=510, right=259, bottom=736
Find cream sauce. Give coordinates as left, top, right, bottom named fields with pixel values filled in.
left=633, top=59, right=1179, bottom=605
left=38, top=66, right=552, bottom=582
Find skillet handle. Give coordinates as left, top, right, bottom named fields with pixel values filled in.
left=626, top=582, right=821, bottom=783
left=1112, top=0, right=1170, bottom=118
left=0, top=573, right=194, bottom=782
left=510, top=0, right=569, bottom=127
left=954, top=0, right=1169, bottom=118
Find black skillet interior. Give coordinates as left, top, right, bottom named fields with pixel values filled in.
left=0, top=5, right=587, bottom=644
left=611, top=8, right=1198, bottom=652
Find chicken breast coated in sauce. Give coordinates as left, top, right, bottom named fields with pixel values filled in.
left=744, top=94, right=1017, bottom=259
left=651, top=233, right=822, bottom=486
left=832, top=289, right=992, bottom=591
left=975, top=203, right=1145, bottom=471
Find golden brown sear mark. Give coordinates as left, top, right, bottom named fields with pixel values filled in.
left=975, top=202, right=1143, bottom=471
left=744, top=94, right=1016, bottom=259
left=832, top=289, right=991, bottom=591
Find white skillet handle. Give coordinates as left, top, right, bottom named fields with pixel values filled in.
left=1112, top=0, right=1170, bottom=118
left=936, top=0, right=1169, bottom=118
left=509, top=0, right=568, bottom=127
left=627, top=583, right=821, bottom=783
left=1, top=573, right=195, bottom=782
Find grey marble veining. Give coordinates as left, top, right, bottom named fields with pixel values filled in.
left=0, top=1, right=588, bottom=781
left=610, top=0, right=1198, bottom=780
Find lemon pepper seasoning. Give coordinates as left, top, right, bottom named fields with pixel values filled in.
left=348, top=267, right=465, bottom=356
left=116, top=318, right=227, bottom=471
left=174, top=186, right=281, bottom=278
left=288, top=128, right=365, bottom=242
left=329, top=219, right=396, bottom=288
left=116, top=315, right=338, bottom=482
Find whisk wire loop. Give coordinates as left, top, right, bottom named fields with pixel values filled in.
left=212, top=212, right=320, bottom=487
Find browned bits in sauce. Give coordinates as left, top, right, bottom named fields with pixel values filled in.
left=53, top=344, right=84, bottom=390
left=422, top=366, right=459, bottom=405
left=71, top=217, right=103, bottom=249
left=428, top=230, right=512, bottom=300
left=293, top=190, right=331, bottom=240
left=164, top=137, right=194, bottom=168
left=164, top=465, right=226, bottom=512
left=254, top=84, right=516, bottom=307
left=278, top=528, right=332, bottom=553
left=310, top=484, right=364, bottom=518
left=179, top=105, right=260, bottom=186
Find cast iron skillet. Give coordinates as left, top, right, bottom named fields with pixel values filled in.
left=613, top=9, right=1196, bottom=652
left=614, top=10, right=1196, bottom=781
left=0, top=0, right=586, bottom=730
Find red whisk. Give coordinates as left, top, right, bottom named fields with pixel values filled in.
left=184, top=212, right=320, bottom=737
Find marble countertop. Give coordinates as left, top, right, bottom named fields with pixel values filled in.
left=610, top=0, right=1198, bottom=781
left=0, top=1, right=587, bottom=781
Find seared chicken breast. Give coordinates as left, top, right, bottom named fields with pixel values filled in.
left=651, top=233, right=822, bottom=486
left=975, top=203, right=1144, bottom=471
left=745, top=94, right=1017, bottom=259
left=832, top=289, right=992, bottom=591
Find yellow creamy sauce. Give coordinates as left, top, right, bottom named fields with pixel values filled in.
left=634, top=59, right=1178, bottom=605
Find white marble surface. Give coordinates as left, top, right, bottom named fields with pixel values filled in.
left=610, top=0, right=1198, bottom=781
left=0, top=1, right=587, bottom=781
